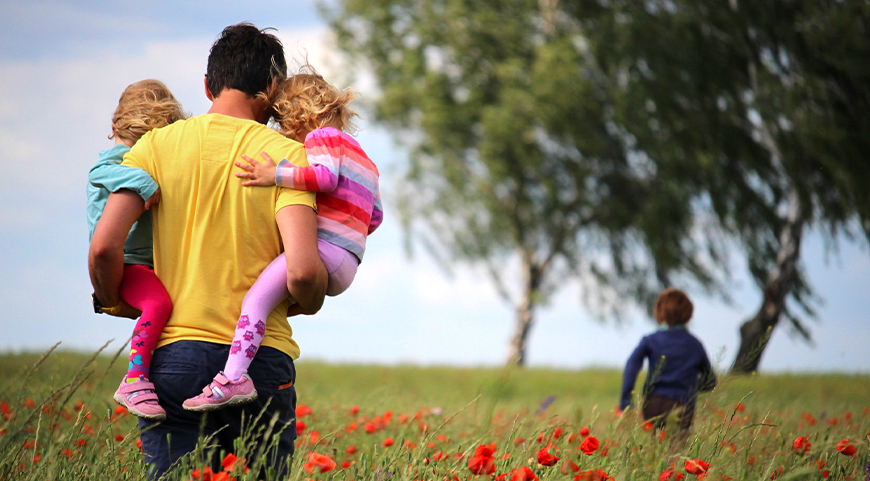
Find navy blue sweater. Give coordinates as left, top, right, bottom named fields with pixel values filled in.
left=619, top=326, right=716, bottom=410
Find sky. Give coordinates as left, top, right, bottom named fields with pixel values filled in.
left=1, top=0, right=868, bottom=374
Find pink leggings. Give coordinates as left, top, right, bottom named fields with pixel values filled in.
left=222, top=240, right=358, bottom=380
left=119, top=264, right=172, bottom=381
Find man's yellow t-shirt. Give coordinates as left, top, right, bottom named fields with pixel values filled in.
left=122, top=114, right=315, bottom=359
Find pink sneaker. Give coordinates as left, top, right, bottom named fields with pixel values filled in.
left=182, top=372, right=257, bottom=412
left=114, top=376, right=166, bottom=421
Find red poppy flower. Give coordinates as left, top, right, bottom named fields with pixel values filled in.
left=211, top=472, right=231, bottom=481
left=303, top=452, right=336, bottom=473
left=537, top=446, right=560, bottom=466
left=383, top=437, right=394, bottom=447
left=659, top=469, right=685, bottom=480
left=735, top=402, right=745, bottom=413
left=340, top=460, right=351, bottom=469
left=365, top=422, right=377, bottom=433
left=468, top=443, right=497, bottom=475
left=580, top=436, right=600, bottom=455
left=685, top=459, right=709, bottom=475
left=836, top=439, right=856, bottom=456
left=508, top=466, right=539, bottom=481
left=575, top=468, right=611, bottom=481
left=560, top=460, right=580, bottom=474
left=295, top=420, right=306, bottom=435
left=222, top=453, right=244, bottom=472
left=769, top=465, right=784, bottom=479
left=295, top=404, right=312, bottom=417
left=792, top=436, right=811, bottom=455
left=580, top=426, right=590, bottom=437
left=191, top=467, right=213, bottom=481
left=350, top=405, right=359, bottom=415
left=346, top=445, right=357, bottom=455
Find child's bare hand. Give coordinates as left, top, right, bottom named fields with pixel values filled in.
left=235, top=151, right=278, bottom=186
left=144, top=188, right=161, bottom=211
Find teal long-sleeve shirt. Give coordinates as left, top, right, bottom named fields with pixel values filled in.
left=86, top=144, right=159, bottom=267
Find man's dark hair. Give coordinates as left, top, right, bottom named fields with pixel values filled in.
left=206, top=23, right=287, bottom=98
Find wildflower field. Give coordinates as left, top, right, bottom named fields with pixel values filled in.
left=1, top=345, right=868, bottom=481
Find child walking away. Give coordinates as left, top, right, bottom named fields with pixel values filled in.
left=87, top=80, right=186, bottom=420
left=182, top=71, right=382, bottom=411
left=619, top=288, right=717, bottom=433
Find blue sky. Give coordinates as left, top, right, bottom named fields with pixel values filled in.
left=0, top=0, right=868, bottom=373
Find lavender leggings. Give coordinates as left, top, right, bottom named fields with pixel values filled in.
left=223, top=240, right=358, bottom=380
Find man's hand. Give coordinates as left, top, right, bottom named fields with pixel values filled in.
left=94, top=295, right=142, bottom=319
left=286, top=301, right=323, bottom=318
left=144, top=187, right=161, bottom=211
left=235, top=151, right=278, bottom=186
left=115, top=301, right=142, bottom=319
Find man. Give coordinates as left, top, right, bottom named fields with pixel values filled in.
left=89, top=23, right=327, bottom=477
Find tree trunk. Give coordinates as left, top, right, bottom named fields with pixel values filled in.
left=506, top=295, right=535, bottom=366
left=506, top=256, right=543, bottom=367
left=731, top=190, right=805, bottom=374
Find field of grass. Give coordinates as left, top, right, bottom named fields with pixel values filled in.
left=1, top=345, right=867, bottom=480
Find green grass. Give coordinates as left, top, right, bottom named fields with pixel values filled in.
left=1, top=347, right=868, bottom=480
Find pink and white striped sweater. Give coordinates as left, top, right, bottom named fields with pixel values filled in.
left=276, top=127, right=382, bottom=261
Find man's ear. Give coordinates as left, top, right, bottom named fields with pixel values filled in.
left=204, top=76, right=214, bottom=101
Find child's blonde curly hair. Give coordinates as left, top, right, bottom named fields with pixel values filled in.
left=266, top=69, right=358, bottom=141
left=111, top=79, right=187, bottom=145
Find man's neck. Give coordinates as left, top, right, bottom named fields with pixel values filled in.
left=207, top=89, right=267, bottom=122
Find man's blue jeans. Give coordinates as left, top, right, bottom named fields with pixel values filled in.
left=138, top=341, right=297, bottom=479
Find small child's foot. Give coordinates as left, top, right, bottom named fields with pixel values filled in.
left=182, top=372, right=257, bottom=412
left=114, top=375, right=166, bottom=421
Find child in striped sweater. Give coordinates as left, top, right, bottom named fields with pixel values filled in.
left=183, top=72, right=382, bottom=411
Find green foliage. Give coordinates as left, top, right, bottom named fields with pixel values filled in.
left=325, top=0, right=727, bottom=323
left=1, top=350, right=869, bottom=480
left=592, top=0, right=870, bottom=331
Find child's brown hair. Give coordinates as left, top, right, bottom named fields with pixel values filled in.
left=267, top=68, right=358, bottom=141
left=653, top=288, right=694, bottom=326
left=111, top=79, right=187, bottom=145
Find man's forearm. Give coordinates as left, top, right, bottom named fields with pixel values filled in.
left=89, top=244, right=125, bottom=307
left=88, top=190, right=144, bottom=306
left=276, top=204, right=328, bottom=314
